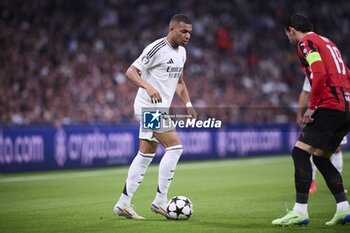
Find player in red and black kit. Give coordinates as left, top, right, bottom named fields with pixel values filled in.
left=272, top=13, right=350, bottom=226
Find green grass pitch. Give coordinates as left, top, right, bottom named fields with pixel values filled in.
left=1, top=154, right=350, bottom=233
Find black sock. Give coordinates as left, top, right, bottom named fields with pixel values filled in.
left=291, top=147, right=312, bottom=204
left=312, top=155, right=347, bottom=203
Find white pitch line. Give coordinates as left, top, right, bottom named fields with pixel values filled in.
left=0, top=156, right=288, bottom=183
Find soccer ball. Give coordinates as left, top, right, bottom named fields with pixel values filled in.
left=166, top=195, right=193, bottom=220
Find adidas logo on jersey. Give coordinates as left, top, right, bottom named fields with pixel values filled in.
left=167, top=58, right=174, bottom=64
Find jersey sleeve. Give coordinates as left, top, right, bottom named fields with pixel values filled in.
left=132, top=41, right=163, bottom=72
left=298, top=39, right=327, bottom=109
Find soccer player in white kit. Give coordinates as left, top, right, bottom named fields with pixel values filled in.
left=114, top=14, right=197, bottom=219
left=297, top=77, right=346, bottom=193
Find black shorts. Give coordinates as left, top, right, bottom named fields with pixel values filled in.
left=299, top=108, right=350, bottom=153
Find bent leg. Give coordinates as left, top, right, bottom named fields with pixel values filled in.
left=312, top=154, right=347, bottom=204
left=116, top=139, right=158, bottom=207
left=291, top=145, right=312, bottom=211
left=152, top=131, right=183, bottom=206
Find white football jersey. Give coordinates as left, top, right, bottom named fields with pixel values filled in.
left=132, top=38, right=186, bottom=114
left=302, top=76, right=311, bottom=93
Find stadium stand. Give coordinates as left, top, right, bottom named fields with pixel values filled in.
left=1, top=0, right=349, bottom=126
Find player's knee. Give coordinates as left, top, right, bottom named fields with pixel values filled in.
left=291, top=148, right=312, bottom=186
left=314, top=149, right=332, bottom=158
left=166, top=145, right=183, bottom=155
left=292, top=146, right=309, bottom=160
left=312, top=155, right=329, bottom=168
left=139, top=139, right=158, bottom=154
left=294, top=141, right=315, bottom=154
left=292, top=147, right=312, bottom=171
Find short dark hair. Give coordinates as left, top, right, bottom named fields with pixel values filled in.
left=170, top=14, right=191, bottom=25
left=285, top=13, right=313, bottom=32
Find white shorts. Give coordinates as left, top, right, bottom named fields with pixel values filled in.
left=134, top=101, right=175, bottom=142
left=135, top=113, right=175, bottom=143
left=134, top=114, right=159, bottom=143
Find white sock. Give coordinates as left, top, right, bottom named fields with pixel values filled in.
left=116, top=151, right=154, bottom=207
left=331, top=151, right=343, bottom=174
left=310, top=157, right=317, bottom=180
left=154, top=145, right=183, bottom=205
left=336, top=201, right=349, bottom=212
left=293, top=203, right=308, bottom=214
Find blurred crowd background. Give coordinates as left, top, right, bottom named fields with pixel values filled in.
left=1, top=0, right=349, bottom=126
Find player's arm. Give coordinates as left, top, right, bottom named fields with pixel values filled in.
left=298, top=40, right=327, bottom=124
left=302, top=53, right=327, bottom=124
left=125, top=65, right=162, bottom=103
left=176, top=73, right=197, bottom=119
left=304, top=51, right=327, bottom=110
left=296, top=90, right=309, bottom=127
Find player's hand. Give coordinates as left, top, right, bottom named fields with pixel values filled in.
left=302, top=108, right=315, bottom=124
left=145, top=85, right=162, bottom=103
left=187, top=106, right=197, bottom=119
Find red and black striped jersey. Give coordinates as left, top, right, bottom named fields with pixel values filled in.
left=296, top=32, right=350, bottom=111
